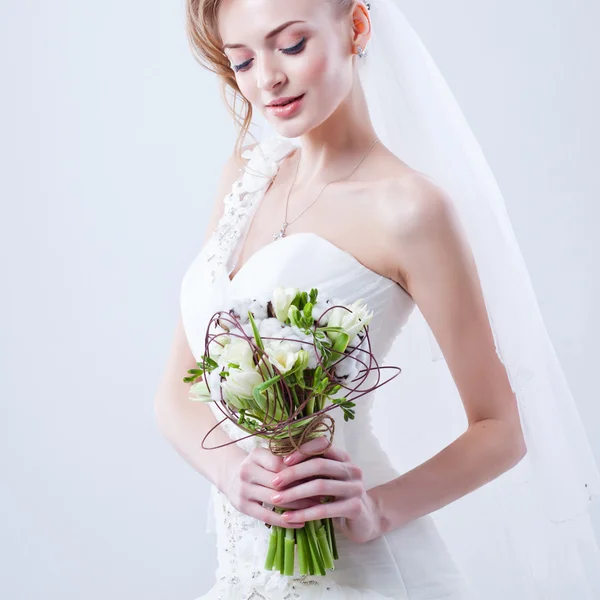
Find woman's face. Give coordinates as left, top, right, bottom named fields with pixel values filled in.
left=218, top=0, right=356, bottom=137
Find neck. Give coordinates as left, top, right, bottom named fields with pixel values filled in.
left=292, top=79, right=379, bottom=187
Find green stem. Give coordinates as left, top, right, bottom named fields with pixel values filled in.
left=290, top=385, right=300, bottom=412
left=265, top=525, right=278, bottom=571
left=328, top=518, right=339, bottom=560
left=316, top=394, right=324, bottom=412
left=301, top=526, right=315, bottom=575
left=296, top=526, right=308, bottom=575
left=284, top=527, right=295, bottom=576
left=276, top=524, right=285, bottom=574
left=323, top=517, right=332, bottom=554
left=306, top=521, right=326, bottom=575
left=316, top=521, right=334, bottom=570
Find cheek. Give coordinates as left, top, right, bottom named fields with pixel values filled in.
left=299, top=53, right=344, bottom=100
left=301, top=53, right=329, bottom=83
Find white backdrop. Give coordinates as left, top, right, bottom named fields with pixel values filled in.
left=1, top=1, right=598, bottom=598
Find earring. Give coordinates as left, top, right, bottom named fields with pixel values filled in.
left=356, top=45, right=368, bottom=59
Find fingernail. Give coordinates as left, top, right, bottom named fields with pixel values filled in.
left=271, top=493, right=282, bottom=502
left=272, top=475, right=282, bottom=485
left=284, top=456, right=294, bottom=464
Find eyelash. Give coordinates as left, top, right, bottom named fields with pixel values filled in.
left=232, top=37, right=307, bottom=73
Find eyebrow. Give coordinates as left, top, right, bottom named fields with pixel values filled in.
left=223, top=20, right=306, bottom=50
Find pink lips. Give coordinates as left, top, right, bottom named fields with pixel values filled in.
left=267, top=95, right=302, bottom=107
left=267, top=94, right=305, bottom=118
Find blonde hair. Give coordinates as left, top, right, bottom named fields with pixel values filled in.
left=185, top=0, right=356, bottom=158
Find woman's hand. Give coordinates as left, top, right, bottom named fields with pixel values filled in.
left=223, top=446, right=315, bottom=529
left=271, top=436, right=384, bottom=544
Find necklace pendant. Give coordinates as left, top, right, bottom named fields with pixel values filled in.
left=273, top=221, right=288, bottom=240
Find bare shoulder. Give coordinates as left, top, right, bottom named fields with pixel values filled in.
left=367, top=152, right=458, bottom=287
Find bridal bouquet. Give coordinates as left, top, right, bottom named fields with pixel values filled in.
left=183, top=286, right=400, bottom=576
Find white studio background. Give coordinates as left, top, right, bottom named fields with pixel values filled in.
left=1, top=1, right=598, bottom=598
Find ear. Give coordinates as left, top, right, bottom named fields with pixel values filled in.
left=350, top=1, right=371, bottom=51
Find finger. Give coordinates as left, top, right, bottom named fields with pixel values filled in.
left=270, top=478, right=360, bottom=505
left=284, top=437, right=350, bottom=466
left=245, top=501, right=306, bottom=528
left=282, top=496, right=361, bottom=523
left=272, top=456, right=351, bottom=489
left=241, top=458, right=326, bottom=491
left=251, top=447, right=286, bottom=473
left=246, top=483, right=318, bottom=511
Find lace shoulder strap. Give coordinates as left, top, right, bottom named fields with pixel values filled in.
left=203, top=134, right=298, bottom=283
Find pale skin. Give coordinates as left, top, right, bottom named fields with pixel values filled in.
left=155, top=0, right=527, bottom=544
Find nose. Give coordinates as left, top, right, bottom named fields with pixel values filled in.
left=255, top=53, right=285, bottom=91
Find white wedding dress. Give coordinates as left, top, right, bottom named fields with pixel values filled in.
left=180, top=133, right=475, bottom=599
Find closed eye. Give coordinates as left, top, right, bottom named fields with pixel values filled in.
left=281, top=37, right=306, bottom=56
left=231, top=37, right=307, bottom=73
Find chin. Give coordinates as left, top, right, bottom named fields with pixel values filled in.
left=270, top=120, right=309, bottom=140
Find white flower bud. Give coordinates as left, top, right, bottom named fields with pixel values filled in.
left=189, top=377, right=213, bottom=402
left=218, top=337, right=255, bottom=370
left=272, top=286, right=299, bottom=322
left=221, top=366, right=264, bottom=408
left=264, top=341, right=303, bottom=374
left=326, top=298, right=373, bottom=345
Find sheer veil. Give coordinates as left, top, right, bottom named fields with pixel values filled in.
left=245, top=1, right=600, bottom=597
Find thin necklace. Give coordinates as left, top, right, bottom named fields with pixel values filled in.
left=272, top=138, right=380, bottom=241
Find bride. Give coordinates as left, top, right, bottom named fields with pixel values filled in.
left=155, top=0, right=600, bottom=598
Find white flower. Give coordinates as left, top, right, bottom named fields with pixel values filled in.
left=221, top=366, right=264, bottom=409
left=264, top=341, right=305, bottom=374
left=272, top=286, right=299, bottom=322
left=208, top=368, right=223, bottom=402
left=327, top=298, right=374, bottom=344
left=208, top=329, right=230, bottom=358
left=218, top=337, right=255, bottom=370
left=189, top=377, right=213, bottom=402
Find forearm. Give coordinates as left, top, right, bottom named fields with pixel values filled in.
left=155, top=393, right=246, bottom=494
left=369, top=418, right=527, bottom=536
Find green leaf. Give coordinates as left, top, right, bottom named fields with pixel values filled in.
left=303, top=302, right=313, bottom=319
left=332, top=332, right=349, bottom=355
left=200, top=357, right=218, bottom=370
left=247, top=310, right=264, bottom=351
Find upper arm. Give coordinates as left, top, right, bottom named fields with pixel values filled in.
left=391, top=176, right=525, bottom=442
